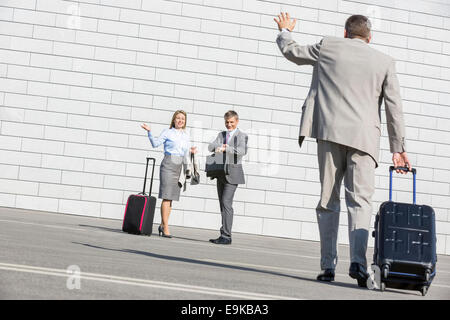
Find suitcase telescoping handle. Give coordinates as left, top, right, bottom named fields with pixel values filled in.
left=389, top=166, right=417, bottom=204
left=140, top=157, right=156, bottom=196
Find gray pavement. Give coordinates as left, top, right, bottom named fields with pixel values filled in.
left=0, top=206, right=449, bottom=300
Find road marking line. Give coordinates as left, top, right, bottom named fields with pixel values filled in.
left=0, top=262, right=300, bottom=300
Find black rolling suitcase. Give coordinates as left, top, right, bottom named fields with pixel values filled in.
left=122, top=157, right=157, bottom=236
left=372, top=166, right=437, bottom=296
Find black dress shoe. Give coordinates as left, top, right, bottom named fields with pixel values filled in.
left=316, top=269, right=335, bottom=282
left=349, top=262, right=369, bottom=287
left=209, top=237, right=232, bottom=245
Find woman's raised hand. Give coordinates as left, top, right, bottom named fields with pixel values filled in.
left=141, top=123, right=151, bottom=132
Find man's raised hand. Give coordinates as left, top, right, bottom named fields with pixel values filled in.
left=274, top=12, right=297, bottom=32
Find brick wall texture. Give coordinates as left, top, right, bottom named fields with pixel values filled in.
left=1, top=0, right=449, bottom=254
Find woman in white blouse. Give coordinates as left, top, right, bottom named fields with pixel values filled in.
left=141, top=110, right=196, bottom=238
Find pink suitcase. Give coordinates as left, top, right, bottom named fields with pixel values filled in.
left=122, top=157, right=156, bottom=236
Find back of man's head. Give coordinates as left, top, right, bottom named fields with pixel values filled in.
left=345, top=15, right=372, bottom=42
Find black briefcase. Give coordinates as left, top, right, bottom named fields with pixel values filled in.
left=122, top=157, right=157, bottom=236
left=372, top=166, right=437, bottom=296
left=205, top=152, right=228, bottom=178
left=205, top=132, right=239, bottom=179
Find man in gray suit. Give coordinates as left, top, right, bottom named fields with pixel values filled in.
left=275, top=13, right=411, bottom=286
left=208, top=110, right=248, bottom=245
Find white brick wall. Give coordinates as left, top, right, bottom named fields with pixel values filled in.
left=0, top=0, right=449, bottom=255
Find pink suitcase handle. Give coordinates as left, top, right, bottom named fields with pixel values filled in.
left=140, top=157, right=156, bottom=196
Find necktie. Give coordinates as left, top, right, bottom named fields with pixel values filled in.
left=225, top=132, right=230, bottom=144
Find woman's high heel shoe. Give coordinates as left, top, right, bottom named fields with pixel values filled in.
left=158, top=225, right=172, bottom=238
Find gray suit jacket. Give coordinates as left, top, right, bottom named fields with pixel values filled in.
left=277, top=32, right=406, bottom=166
left=208, top=128, right=248, bottom=184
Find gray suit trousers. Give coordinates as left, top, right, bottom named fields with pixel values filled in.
left=316, top=140, right=375, bottom=270
left=217, top=175, right=238, bottom=240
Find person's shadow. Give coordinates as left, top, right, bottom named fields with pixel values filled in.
left=72, top=241, right=366, bottom=291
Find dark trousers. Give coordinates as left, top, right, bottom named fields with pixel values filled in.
left=216, top=176, right=238, bottom=240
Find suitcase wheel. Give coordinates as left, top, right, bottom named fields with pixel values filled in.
left=425, top=269, right=431, bottom=282
left=382, top=264, right=390, bottom=279
left=420, top=286, right=428, bottom=296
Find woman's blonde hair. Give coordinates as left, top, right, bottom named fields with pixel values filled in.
left=170, top=110, right=187, bottom=129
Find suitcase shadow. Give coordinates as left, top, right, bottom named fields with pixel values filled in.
left=78, top=224, right=215, bottom=244
left=78, top=224, right=123, bottom=234
left=72, top=241, right=368, bottom=291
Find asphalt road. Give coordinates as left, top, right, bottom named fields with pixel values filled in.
left=0, top=206, right=449, bottom=301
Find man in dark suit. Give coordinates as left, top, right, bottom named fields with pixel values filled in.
left=208, top=110, right=248, bottom=245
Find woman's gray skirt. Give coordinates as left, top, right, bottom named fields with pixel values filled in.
left=159, top=154, right=183, bottom=201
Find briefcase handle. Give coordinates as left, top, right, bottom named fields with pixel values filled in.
left=140, top=157, right=156, bottom=196
left=389, top=166, right=416, bottom=204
